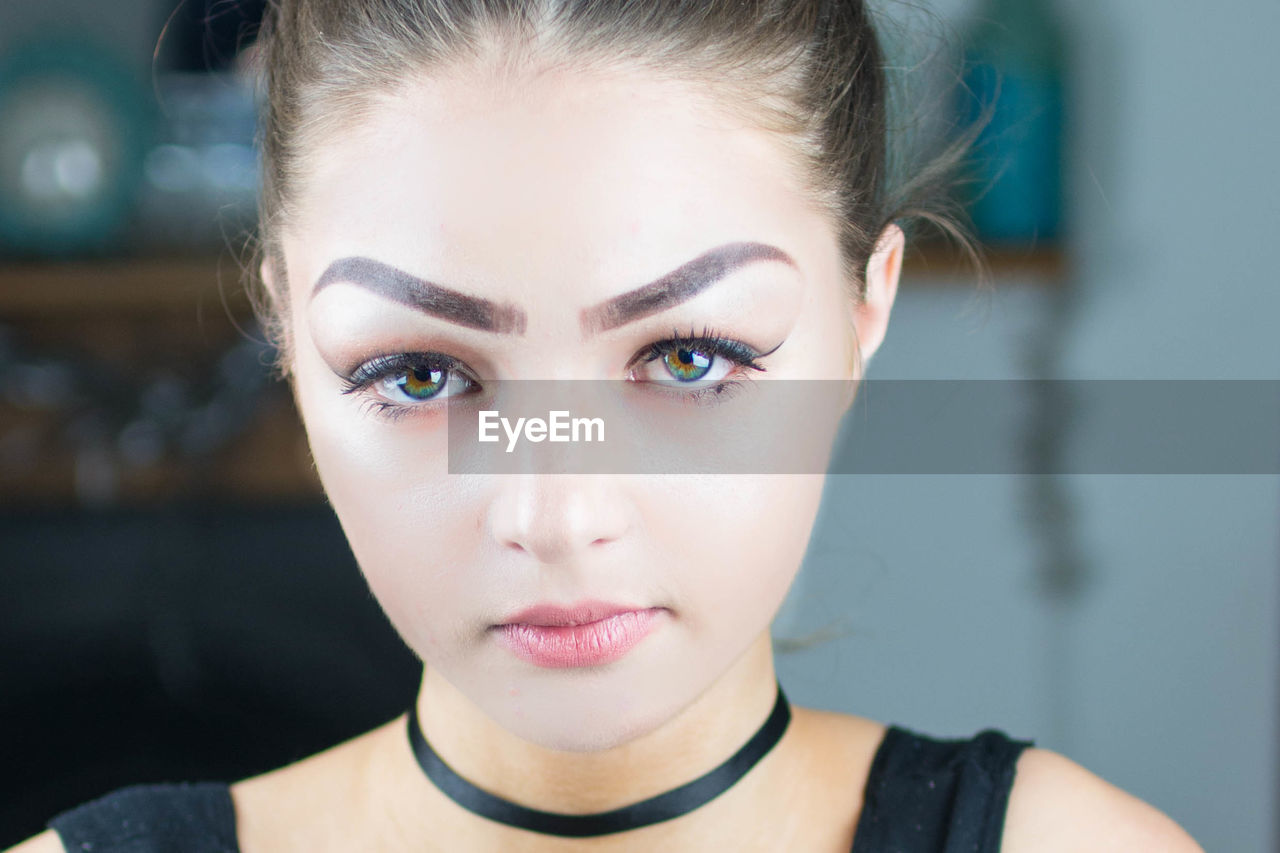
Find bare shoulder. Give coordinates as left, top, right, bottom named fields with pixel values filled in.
left=3, top=829, right=64, bottom=853
left=792, top=705, right=888, bottom=747
left=1001, top=746, right=1205, bottom=852
left=787, top=705, right=890, bottom=816
left=232, top=714, right=403, bottom=852
left=789, top=706, right=889, bottom=776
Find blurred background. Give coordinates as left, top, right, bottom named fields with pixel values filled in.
left=0, top=0, right=1274, bottom=850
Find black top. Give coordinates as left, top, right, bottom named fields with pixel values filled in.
left=47, top=725, right=1034, bottom=852
left=850, top=725, right=1034, bottom=852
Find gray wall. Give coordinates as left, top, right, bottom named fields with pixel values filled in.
left=775, top=2, right=1278, bottom=852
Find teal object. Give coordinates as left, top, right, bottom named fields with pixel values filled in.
left=0, top=36, right=154, bottom=255
left=960, top=0, right=1065, bottom=244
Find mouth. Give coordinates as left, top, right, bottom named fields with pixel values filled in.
left=495, top=599, right=662, bottom=628
left=492, top=607, right=667, bottom=668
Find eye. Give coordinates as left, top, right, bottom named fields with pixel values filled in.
left=339, top=352, right=477, bottom=419
left=626, top=326, right=773, bottom=386
left=338, top=327, right=781, bottom=422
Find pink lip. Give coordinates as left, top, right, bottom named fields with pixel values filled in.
left=493, top=606, right=666, bottom=669
left=498, top=599, right=655, bottom=628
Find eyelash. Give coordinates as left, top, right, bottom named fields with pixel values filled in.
left=337, top=324, right=780, bottom=423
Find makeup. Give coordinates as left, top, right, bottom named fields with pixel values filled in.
left=313, top=255, right=527, bottom=334
left=309, top=241, right=797, bottom=342
left=579, top=241, right=796, bottom=336
left=331, top=325, right=782, bottom=423
left=492, top=608, right=667, bottom=668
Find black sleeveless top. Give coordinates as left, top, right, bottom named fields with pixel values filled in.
left=47, top=725, right=1034, bottom=852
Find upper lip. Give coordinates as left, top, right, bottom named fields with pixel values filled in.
left=497, top=600, right=656, bottom=627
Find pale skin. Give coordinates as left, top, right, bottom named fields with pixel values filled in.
left=12, top=57, right=1203, bottom=853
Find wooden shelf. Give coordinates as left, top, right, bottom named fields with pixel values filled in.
left=0, top=255, right=258, bottom=316
left=0, top=254, right=314, bottom=507
left=0, top=392, right=324, bottom=508
left=902, top=242, right=1066, bottom=282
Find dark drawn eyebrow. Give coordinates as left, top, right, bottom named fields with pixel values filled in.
left=311, top=241, right=796, bottom=338
left=312, top=256, right=527, bottom=335
left=578, top=241, right=797, bottom=337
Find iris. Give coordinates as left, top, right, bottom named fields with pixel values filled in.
left=664, top=346, right=712, bottom=381
left=400, top=365, right=445, bottom=399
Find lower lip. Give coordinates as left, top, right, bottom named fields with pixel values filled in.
left=494, top=608, right=665, bottom=668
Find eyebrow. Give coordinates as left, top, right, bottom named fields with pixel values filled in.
left=312, top=256, right=527, bottom=335
left=579, top=241, right=796, bottom=336
left=311, top=241, right=796, bottom=337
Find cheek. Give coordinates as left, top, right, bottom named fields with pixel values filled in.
left=291, top=346, right=486, bottom=655
left=643, top=474, right=825, bottom=635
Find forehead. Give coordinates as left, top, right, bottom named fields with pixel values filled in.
left=286, top=62, right=820, bottom=300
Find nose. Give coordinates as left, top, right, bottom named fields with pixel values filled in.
left=486, top=473, right=632, bottom=564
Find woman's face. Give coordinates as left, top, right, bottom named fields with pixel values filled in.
left=278, top=61, right=888, bottom=750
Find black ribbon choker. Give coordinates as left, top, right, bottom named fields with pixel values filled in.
left=406, top=679, right=791, bottom=838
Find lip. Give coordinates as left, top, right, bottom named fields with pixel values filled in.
left=493, top=606, right=666, bottom=669
left=497, top=599, right=656, bottom=628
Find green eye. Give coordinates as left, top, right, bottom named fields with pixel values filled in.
left=399, top=365, right=447, bottom=399
left=663, top=346, right=713, bottom=381
left=340, top=353, right=476, bottom=413
left=633, top=328, right=776, bottom=388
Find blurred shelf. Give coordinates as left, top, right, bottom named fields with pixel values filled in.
left=0, top=255, right=258, bottom=316
left=0, top=254, right=315, bottom=507
left=0, top=393, right=324, bottom=508
left=901, top=242, right=1066, bottom=283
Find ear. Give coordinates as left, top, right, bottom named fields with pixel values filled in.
left=257, top=256, right=297, bottom=385
left=259, top=257, right=277, bottom=293
left=850, top=223, right=903, bottom=374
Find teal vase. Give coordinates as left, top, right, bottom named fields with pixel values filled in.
left=960, top=0, right=1066, bottom=244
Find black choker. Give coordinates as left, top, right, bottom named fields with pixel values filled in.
left=406, top=680, right=791, bottom=838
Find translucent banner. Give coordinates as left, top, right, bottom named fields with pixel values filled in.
left=442, top=380, right=1280, bottom=475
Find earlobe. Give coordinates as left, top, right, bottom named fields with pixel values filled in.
left=259, top=258, right=276, bottom=292
left=255, top=256, right=297, bottom=383
left=850, top=223, right=904, bottom=372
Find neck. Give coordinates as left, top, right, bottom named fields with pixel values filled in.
left=382, top=632, right=802, bottom=849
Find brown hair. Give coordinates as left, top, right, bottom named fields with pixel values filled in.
left=248, top=0, right=975, bottom=379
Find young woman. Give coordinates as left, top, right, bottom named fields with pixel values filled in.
left=14, top=1, right=1203, bottom=850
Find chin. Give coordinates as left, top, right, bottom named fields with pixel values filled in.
left=502, top=702, right=668, bottom=754
left=482, top=666, right=690, bottom=753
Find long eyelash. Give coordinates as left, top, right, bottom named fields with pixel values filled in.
left=337, top=352, right=468, bottom=397
left=636, top=324, right=782, bottom=372
left=355, top=397, right=416, bottom=422
left=340, top=328, right=784, bottom=423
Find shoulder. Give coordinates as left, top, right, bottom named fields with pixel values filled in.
left=788, top=705, right=889, bottom=788
left=231, top=716, right=397, bottom=852
left=4, top=830, right=64, bottom=853
left=1000, top=746, right=1205, bottom=852
left=9, top=783, right=238, bottom=853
